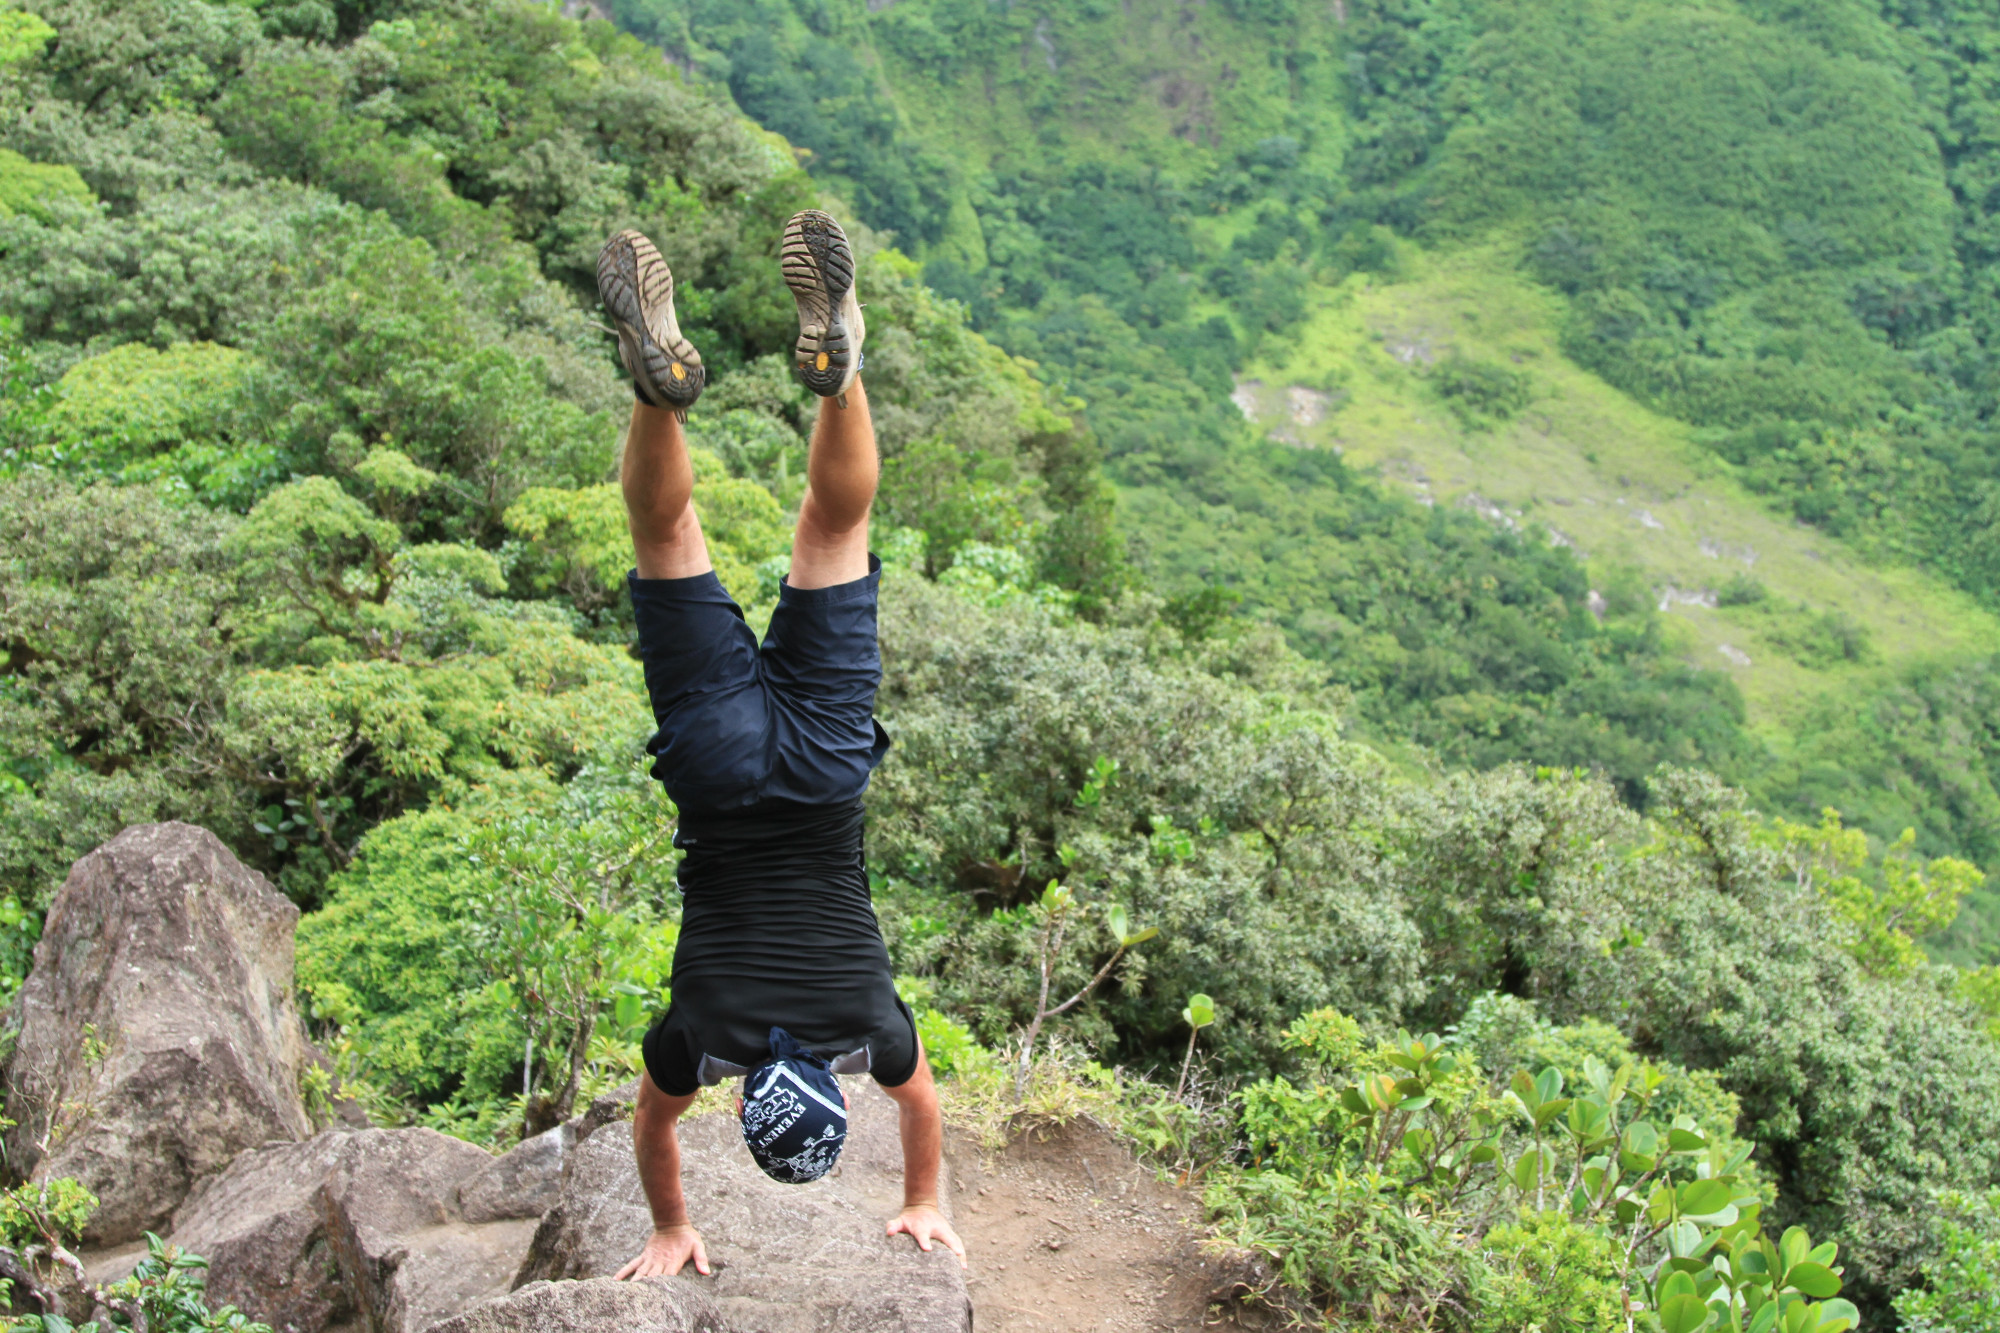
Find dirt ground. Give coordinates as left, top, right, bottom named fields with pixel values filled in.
left=945, top=1118, right=1273, bottom=1333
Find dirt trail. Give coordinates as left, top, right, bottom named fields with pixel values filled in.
left=944, top=1119, right=1270, bottom=1332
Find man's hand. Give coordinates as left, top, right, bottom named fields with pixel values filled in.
left=615, top=1224, right=711, bottom=1279
left=887, top=1203, right=967, bottom=1268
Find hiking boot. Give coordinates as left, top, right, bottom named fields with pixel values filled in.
left=596, top=229, right=704, bottom=421
left=781, top=209, right=864, bottom=404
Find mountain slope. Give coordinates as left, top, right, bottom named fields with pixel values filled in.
left=608, top=0, right=2000, bottom=959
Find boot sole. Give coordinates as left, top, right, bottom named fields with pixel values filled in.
left=781, top=210, right=856, bottom=397
left=597, top=230, right=704, bottom=413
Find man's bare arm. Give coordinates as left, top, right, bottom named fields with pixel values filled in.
left=880, top=1047, right=968, bottom=1268
left=616, top=1075, right=711, bottom=1279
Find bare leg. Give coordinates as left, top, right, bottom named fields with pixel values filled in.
left=623, top=400, right=713, bottom=581
left=787, top=377, right=877, bottom=590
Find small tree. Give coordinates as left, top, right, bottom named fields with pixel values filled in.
left=1762, top=809, right=1982, bottom=978
left=463, top=774, right=676, bottom=1136
left=1175, top=992, right=1215, bottom=1100
left=1013, top=855, right=1157, bottom=1101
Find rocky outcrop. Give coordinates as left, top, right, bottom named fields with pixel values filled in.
left=167, top=1135, right=360, bottom=1333
left=517, top=1080, right=972, bottom=1333
left=319, top=1127, right=527, bottom=1333
left=5, top=823, right=976, bottom=1333
left=424, top=1278, right=727, bottom=1333
left=1, top=823, right=316, bottom=1244
left=455, top=1125, right=570, bottom=1223
left=167, top=1128, right=538, bottom=1333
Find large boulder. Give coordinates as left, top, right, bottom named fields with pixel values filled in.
left=168, top=1128, right=539, bottom=1333
left=455, top=1125, right=571, bottom=1224
left=320, top=1128, right=535, bottom=1333
left=167, top=1134, right=360, bottom=1333
left=517, top=1080, right=972, bottom=1333
left=2, top=823, right=316, bottom=1243
left=423, top=1277, right=726, bottom=1333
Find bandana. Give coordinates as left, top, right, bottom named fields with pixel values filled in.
left=740, top=1026, right=848, bottom=1184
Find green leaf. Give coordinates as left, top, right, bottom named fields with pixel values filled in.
left=1678, top=1179, right=1735, bottom=1219
left=1106, top=904, right=1130, bottom=941
left=1121, top=926, right=1160, bottom=947
left=1659, top=1292, right=1711, bottom=1333
left=1815, top=1299, right=1860, bottom=1333
left=1785, top=1262, right=1842, bottom=1298
left=1668, top=1126, right=1709, bottom=1152
left=1657, top=1271, right=1699, bottom=1301
left=1339, top=1086, right=1370, bottom=1115
left=1747, top=1304, right=1779, bottom=1333
left=1619, top=1148, right=1660, bottom=1174
left=1511, top=1146, right=1546, bottom=1193
left=1666, top=1218, right=1703, bottom=1257
left=1510, top=1070, right=1541, bottom=1112
left=1624, top=1121, right=1661, bottom=1156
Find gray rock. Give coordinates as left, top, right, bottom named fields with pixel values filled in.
left=423, top=1277, right=726, bottom=1333
left=2, top=823, right=316, bottom=1244
left=517, top=1080, right=971, bottom=1333
left=319, top=1128, right=529, bottom=1333
left=455, top=1125, right=571, bottom=1223
left=169, top=1132, right=361, bottom=1333
left=570, top=1080, right=640, bottom=1143
left=168, top=1127, right=538, bottom=1333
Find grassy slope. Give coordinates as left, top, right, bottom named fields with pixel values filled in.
left=1240, top=244, right=2000, bottom=740
left=773, top=1, right=2000, bottom=915
left=849, top=1, right=2000, bottom=741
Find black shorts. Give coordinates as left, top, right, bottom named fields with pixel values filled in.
left=642, top=989, right=920, bottom=1096
left=629, top=556, right=891, bottom=813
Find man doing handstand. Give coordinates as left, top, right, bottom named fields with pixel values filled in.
left=593, top=211, right=966, bottom=1279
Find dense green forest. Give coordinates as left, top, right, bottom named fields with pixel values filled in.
left=611, top=0, right=2000, bottom=966
left=1, top=0, right=1999, bottom=1327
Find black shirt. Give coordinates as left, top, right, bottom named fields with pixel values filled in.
left=640, top=798, right=917, bottom=1096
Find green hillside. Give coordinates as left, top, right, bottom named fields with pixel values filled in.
left=614, top=0, right=2000, bottom=961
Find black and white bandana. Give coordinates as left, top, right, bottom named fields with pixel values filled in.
left=740, top=1026, right=849, bottom=1184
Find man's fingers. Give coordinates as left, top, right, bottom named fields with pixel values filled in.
left=692, top=1239, right=712, bottom=1277
left=615, top=1258, right=640, bottom=1281
left=941, top=1225, right=968, bottom=1268
left=916, top=1233, right=933, bottom=1251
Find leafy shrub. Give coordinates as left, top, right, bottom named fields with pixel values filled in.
left=31, top=343, right=267, bottom=507
left=1475, top=1210, right=1627, bottom=1333
left=1209, top=1010, right=1862, bottom=1332
left=1429, top=355, right=1532, bottom=427
left=1718, top=575, right=1768, bottom=608
left=3, top=1232, right=273, bottom=1333
left=0, top=1179, right=97, bottom=1251
left=1894, top=1189, right=2000, bottom=1333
